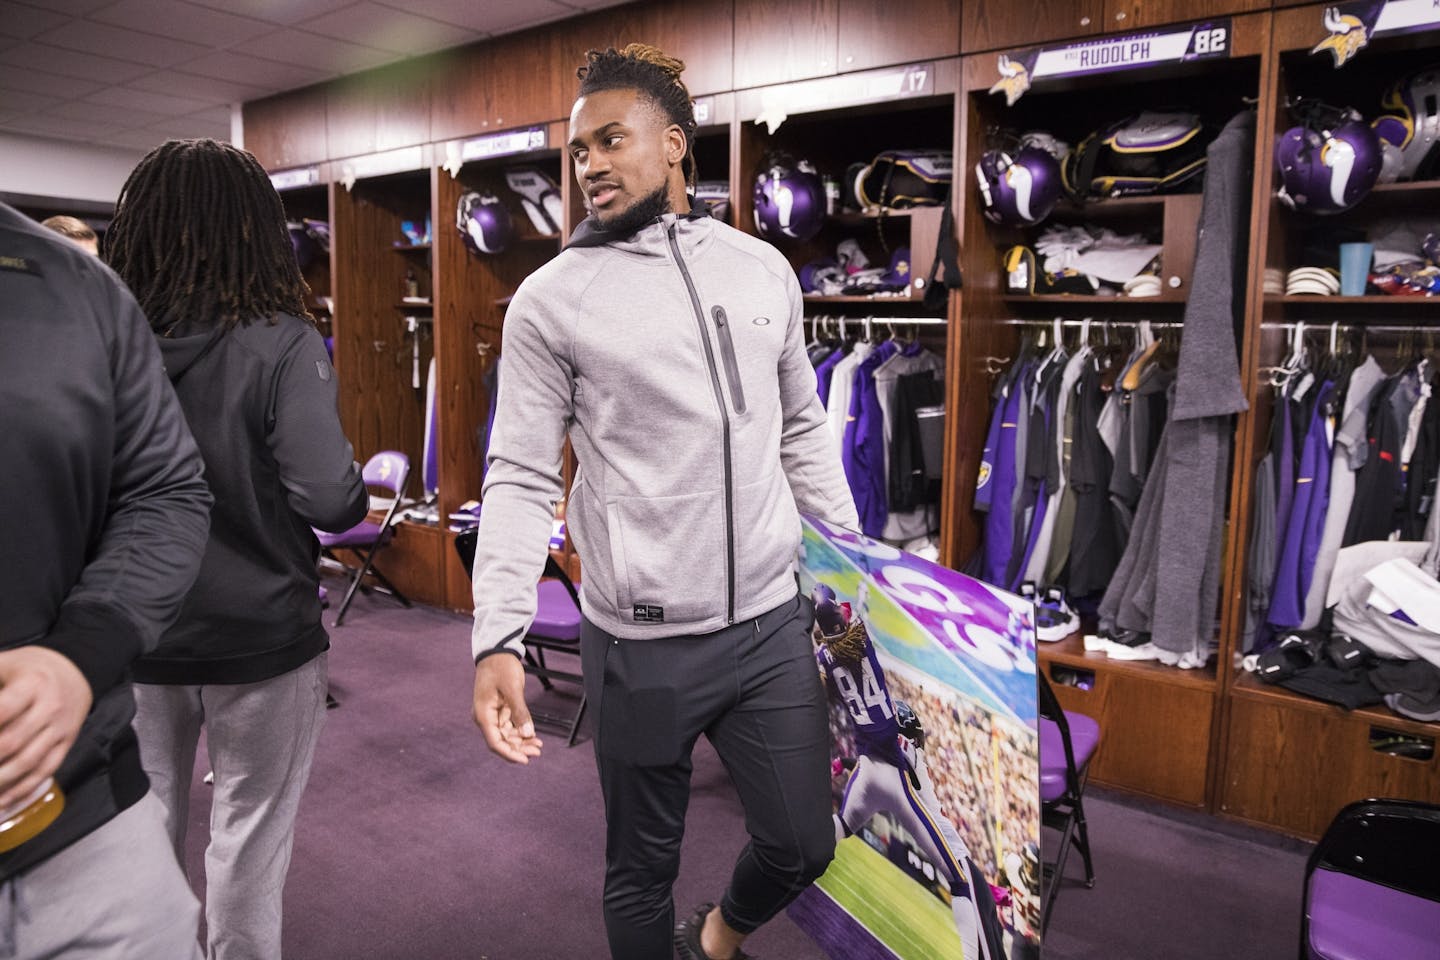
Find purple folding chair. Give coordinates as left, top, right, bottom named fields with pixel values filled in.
left=1038, top=670, right=1101, bottom=932
left=1302, top=799, right=1440, bottom=960
left=454, top=527, right=587, bottom=746
left=316, top=450, right=411, bottom=626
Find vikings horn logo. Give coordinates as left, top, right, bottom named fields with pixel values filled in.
left=989, top=54, right=1031, bottom=107
left=1311, top=7, right=1369, bottom=67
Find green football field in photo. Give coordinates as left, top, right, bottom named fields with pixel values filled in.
left=814, top=835, right=965, bottom=960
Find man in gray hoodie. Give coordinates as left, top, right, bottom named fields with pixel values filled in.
left=469, top=43, right=858, bottom=960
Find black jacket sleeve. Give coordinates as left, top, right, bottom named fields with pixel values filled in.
left=35, top=266, right=212, bottom=699
left=267, top=325, right=368, bottom=533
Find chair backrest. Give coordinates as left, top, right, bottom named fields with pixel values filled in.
left=453, top=526, right=580, bottom=610
left=1302, top=799, right=1440, bottom=960
left=1307, top=799, right=1440, bottom=900
left=362, top=451, right=409, bottom=534
left=363, top=450, right=410, bottom=498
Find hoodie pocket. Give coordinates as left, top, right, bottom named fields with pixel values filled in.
left=608, top=489, right=727, bottom=626
left=711, top=306, right=747, bottom=415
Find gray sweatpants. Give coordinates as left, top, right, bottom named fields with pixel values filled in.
left=132, top=654, right=328, bottom=960
left=0, top=792, right=203, bottom=959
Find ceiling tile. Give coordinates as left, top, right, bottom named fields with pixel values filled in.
left=298, top=2, right=481, bottom=56
left=52, top=99, right=166, bottom=126
left=0, top=63, right=106, bottom=98
left=33, top=20, right=211, bottom=68
left=142, top=113, right=229, bottom=138
left=181, top=0, right=359, bottom=27
left=93, top=127, right=172, bottom=150
left=232, top=28, right=394, bottom=75
left=369, top=0, right=570, bottom=34
left=12, top=0, right=112, bottom=14
left=186, top=104, right=232, bottom=124
left=3, top=112, right=120, bottom=139
left=0, top=87, right=62, bottom=114
left=0, top=42, right=154, bottom=83
left=175, top=50, right=331, bottom=88
left=84, top=84, right=217, bottom=115
left=0, top=2, right=71, bottom=40
left=90, top=0, right=276, bottom=47
left=125, top=69, right=270, bottom=102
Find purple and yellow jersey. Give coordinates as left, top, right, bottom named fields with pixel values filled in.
left=818, top=635, right=903, bottom=766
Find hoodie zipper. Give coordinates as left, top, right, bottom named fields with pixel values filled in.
left=667, top=220, right=736, bottom=625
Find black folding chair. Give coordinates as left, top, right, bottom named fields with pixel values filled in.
left=1301, top=798, right=1440, bottom=960
left=1037, top=671, right=1102, bottom=931
left=316, top=450, right=412, bottom=626
left=455, top=527, right=587, bottom=746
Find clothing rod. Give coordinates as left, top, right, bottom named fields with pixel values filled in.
left=811, top=316, right=948, bottom=324
left=1261, top=322, right=1440, bottom=335
left=1002, top=318, right=1184, bottom=329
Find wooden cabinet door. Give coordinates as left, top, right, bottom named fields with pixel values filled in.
left=327, top=60, right=431, bottom=160
left=550, top=0, right=735, bottom=120
left=961, top=0, right=1104, bottom=54
left=732, top=0, right=839, bottom=89
left=1108, top=0, right=1269, bottom=32
left=837, top=0, right=960, bottom=73
left=430, top=31, right=565, bottom=143
left=244, top=87, right=327, bottom=170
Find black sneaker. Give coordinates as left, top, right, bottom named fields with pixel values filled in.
left=674, top=903, right=753, bottom=960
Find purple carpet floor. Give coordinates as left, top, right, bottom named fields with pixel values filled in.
left=170, top=584, right=1310, bottom=959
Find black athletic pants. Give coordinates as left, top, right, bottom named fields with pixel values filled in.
left=579, top=594, right=835, bottom=960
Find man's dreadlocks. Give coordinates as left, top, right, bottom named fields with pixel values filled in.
left=576, top=43, right=699, bottom=188
left=106, top=138, right=311, bottom=335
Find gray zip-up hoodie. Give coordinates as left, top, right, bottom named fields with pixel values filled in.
left=471, top=205, right=858, bottom=661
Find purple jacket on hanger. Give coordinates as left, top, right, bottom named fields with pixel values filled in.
left=842, top=340, right=899, bottom=537
left=981, top=363, right=1030, bottom=586
left=1268, top=380, right=1335, bottom=628
left=814, top=347, right=843, bottom=407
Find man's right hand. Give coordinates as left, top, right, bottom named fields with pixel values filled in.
left=472, top=653, right=543, bottom=764
left=0, top=646, right=92, bottom=809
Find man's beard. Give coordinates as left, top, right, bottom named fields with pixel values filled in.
left=594, top=183, right=674, bottom=237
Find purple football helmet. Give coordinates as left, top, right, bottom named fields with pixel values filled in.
left=975, top=145, right=1062, bottom=226
left=1373, top=65, right=1440, bottom=183
left=1275, top=104, right=1382, bottom=214
left=753, top=156, right=825, bottom=241
left=288, top=221, right=319, bottom=270
left=456, top=191, right=514, bottom=256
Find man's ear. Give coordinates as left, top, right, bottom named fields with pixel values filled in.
left=666, top=124, right=687, bottom=167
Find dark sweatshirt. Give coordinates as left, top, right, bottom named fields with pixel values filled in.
left=134, top=312, right=368, bottom=685
left=0, top=202, right=212, bottom=880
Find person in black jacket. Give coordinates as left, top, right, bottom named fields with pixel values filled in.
left=0, top=201, right=212, bottom=958
left=106, top=139, right=369, bottom=960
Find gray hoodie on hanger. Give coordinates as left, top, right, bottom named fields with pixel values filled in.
left=469, top=206, right=858, bottom=661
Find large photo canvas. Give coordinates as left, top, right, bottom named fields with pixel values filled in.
left=788, top=517, right=1041, bottom=960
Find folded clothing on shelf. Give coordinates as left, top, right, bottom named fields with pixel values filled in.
left=1036, top=224, right=1163, bottom=286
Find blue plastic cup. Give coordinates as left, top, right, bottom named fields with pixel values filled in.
left=1339, top=242, right=1374, bottom=297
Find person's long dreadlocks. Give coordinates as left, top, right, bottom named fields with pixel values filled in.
left=106, top=138, right=311, bottom=335
left=576, top=43, right=698, bottom=188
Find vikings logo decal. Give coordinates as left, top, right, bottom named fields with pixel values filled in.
left=1312, top=6, right=1371, bottom=67
left=989, top=54, right=1031, bottom=107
